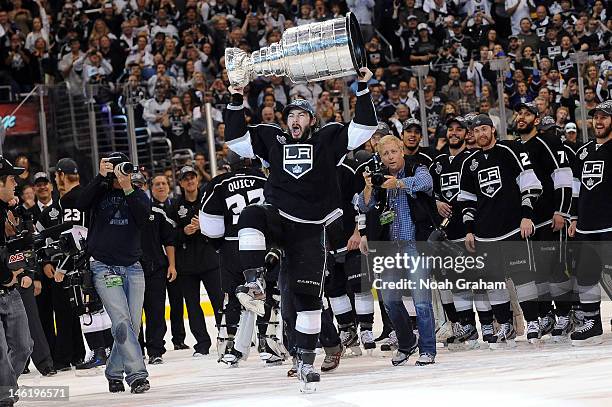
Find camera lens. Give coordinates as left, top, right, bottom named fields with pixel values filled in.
left=117, top=162, right=134, bottom=176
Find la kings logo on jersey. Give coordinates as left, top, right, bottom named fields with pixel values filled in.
left=440, top=172, right=460, bottom=201
left=283, top=144, right=313, bottom=179
left=478, top=166, right=502, bottom=198
left=581, top=161, right=604, bottom=190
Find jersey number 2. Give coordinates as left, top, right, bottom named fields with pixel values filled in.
left=225, top=189, right=264, bottom=225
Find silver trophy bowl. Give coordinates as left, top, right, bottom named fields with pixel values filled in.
left=226, top=12, right=366, bottom=87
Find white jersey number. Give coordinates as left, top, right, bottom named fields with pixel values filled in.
left=225, top=188, right=265, bottom=225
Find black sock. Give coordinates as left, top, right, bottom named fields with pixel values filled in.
left=538, top=300, right=554, bottom=317
left=477, top=309, right=494, bottom=325
left=491, top=302, right=512, bottom=324
left=519, top=300, right=539, bottom=322
left=442, top=302, right=459, bottom=323
left=84, top=331, right=105, bottom=350
left=103, top=328, right=114, bottom=348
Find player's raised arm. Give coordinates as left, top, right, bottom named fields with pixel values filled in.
left=348, top=68, right=378, bottom=150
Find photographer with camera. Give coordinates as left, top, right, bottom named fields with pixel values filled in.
left=77, top=152, right=151, bottom=394
left=358, top=135, right=437, bottom=367
left=0, top=157, right=34, bottom=406
left=37, top=158, right=114, bottom=371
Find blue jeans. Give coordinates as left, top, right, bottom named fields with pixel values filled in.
left=0, top=289, right=33, bottom=403
left=91, top=260, right=148, bottom=385
left=381, top=245, right=436, bottom=356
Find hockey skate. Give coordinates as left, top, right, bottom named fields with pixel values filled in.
left=481, top=323, right=495, bottom=343
left=236, top=267, right=267, bottom=316
left=297, top=350, right=320, bottom=393
left=339, top=325, right=362, bottom=357
left=287, top=356, right=298, bottom=377
left=258, top=334, right=286, bottom=366
left=321, top=344, right=343, bottom=372
left=219, top=340, right=243, bottom=367
left=539, top=312, right=556, bottom=338
left=551, top=315, right=574, bottom=343
left=488, top=322, right=517, bottom=349
left=448, top=323, right=480, bottom=351
left=571, top=312, right=603, bottom=346
left=380, top=330, right=398, bottom=352
left=359, top=330, right=376, bottom=355
left=444, top=322, right=462, bottom=349
left=435, top=320, right=455, bottom=345
left=526, top=320, right=542, bottom=344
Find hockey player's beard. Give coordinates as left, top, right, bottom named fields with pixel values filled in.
left=515, top=121, right=535, bottom=135
left=594, top=122, right=612, bottom=140
left=448, top=137, right=465, bottom=149
left=289, top=123, right=311, bottom=142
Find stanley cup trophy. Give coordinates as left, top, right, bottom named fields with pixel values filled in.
left=226, top=12, right=366, bottom=87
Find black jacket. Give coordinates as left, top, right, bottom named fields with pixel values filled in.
left=140, top=202, right=176, bottom=274
left=168, top=191, right=219, bottom=275
left=77, top=175, right=150, bottom=266
left=0, top=200, right=13, bottom=285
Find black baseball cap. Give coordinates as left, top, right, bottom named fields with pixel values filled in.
left=446, top=116, right=467, bottom=129
left=131, top=172, right=147, bottom=187
left=588, top=100, right=612, bottom=117
left=56, top=158, right=79, bottom=174
left=0, top=157, right=25, bottom=177
left=374, top=122, right=391, bottom=136
left=470, top=114, right=494, bottom=129
left=402, top=118, right=422, bottom=131
left=178, top=166, right=198, bottom=180
left=516, top=102, right=539, bottom=117
left=388, top=82, right=399, bottom=91
left=33, top=172, right=50, bottom=184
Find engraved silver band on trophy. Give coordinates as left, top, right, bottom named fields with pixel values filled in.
left=226, top=12, right=366, bottom=87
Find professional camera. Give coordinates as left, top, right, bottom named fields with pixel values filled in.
left=3, top=223, right=73, bottom=284
left=105, top=152, right=135, bottom=179
left=38, top=224, right=103, bottom=316
left=367, top=152, right=389, bottom=188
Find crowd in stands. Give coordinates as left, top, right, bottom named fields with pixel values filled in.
left=0, top=0, right=611, bottom=157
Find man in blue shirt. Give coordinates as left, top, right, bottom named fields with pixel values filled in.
left=358, top=135, right=437, bottom=366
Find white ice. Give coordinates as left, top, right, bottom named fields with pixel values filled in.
left=18, top=302, right=612, bottom=407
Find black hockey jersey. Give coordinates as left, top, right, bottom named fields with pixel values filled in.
left=520, top=133, right=573, bottom=227
left=225, top=83, right=377, bottom=224
left=429, top=148, right=480, bottom=241
left=333, top=157, right=367, bottom=249
left=458, top=141, right=543, bottom=240
left=406, top=146, right=436, bottom=168
left=199, top=167, right=267, bottom=240
left=573, top=139, right=612, bottom=234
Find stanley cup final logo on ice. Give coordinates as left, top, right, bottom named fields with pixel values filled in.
left=225, top=12, right=366, bottom=87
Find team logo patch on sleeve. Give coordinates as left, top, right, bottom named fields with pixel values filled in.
left=440, top=172, right=460, bottom=201
left=581, top=161, right=604, bottom=190
left=478, top=166, right=502, bottom=198
left=283, top=144, right=313, bottom=179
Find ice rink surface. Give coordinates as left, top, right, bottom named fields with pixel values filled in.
left=18, top=302, right=612, bottom=407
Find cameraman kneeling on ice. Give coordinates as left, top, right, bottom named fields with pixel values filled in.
left=0, top=157, right=33, bottom=406
left=77, top=153, right=151, bottom=394
left=358, top=135, right=437, bottom=367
